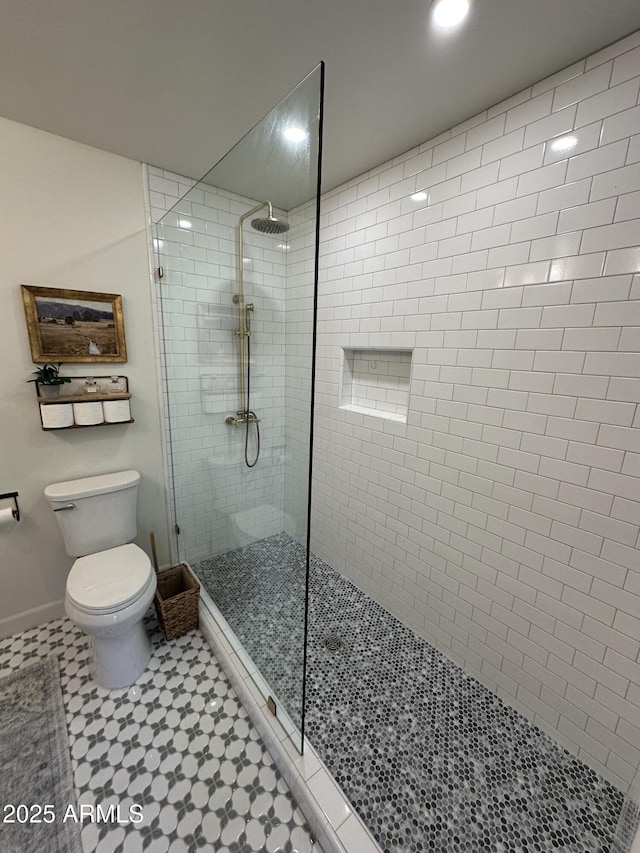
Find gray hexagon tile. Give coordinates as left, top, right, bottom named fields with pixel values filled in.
left=198, top=533, right=624, bottom=853
left=0, top=613, right=316, bottom=853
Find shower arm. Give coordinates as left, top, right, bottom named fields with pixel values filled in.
left=234, top=201, right=273, bottom=416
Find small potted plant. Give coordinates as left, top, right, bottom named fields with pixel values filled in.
left=27, top=362, right=72, bottom=398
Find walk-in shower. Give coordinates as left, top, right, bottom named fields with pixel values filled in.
left=152, top=50, right=636, bottom=853
left=225, top=201, right=291, bottom=467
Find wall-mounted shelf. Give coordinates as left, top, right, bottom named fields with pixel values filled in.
left=37, top=392, right=132, bottom=404
left=35, top=375, right=134, bottom=430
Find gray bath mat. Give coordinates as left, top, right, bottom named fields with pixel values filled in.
left=0, top=657, right=82, bottom=853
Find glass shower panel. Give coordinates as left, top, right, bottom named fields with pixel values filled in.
left=153, top=65, right=323, bottom=749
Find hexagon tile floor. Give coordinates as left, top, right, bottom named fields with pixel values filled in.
left=0, top=613, right=316, bottom=853
left=198, top=534, right=624, bottom=853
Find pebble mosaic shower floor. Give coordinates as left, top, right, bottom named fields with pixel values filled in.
left=197, top=533, right=624, bottom=853
left=0, top=612, right=315, bottom=853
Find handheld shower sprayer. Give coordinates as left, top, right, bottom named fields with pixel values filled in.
left=226, top=201, right=290, bottom=467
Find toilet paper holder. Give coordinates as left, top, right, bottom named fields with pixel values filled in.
left=0, top=492, right=20, bottom=521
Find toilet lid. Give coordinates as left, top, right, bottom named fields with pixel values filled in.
left=67, top=543, right=152, bottom=612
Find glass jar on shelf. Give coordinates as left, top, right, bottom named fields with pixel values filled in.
left=83, top=377, right=99, bottom=394
left=108, top=376, right=126, bottom=394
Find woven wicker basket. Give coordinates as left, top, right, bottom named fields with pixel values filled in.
left=154, top=563, right=200, bottom=641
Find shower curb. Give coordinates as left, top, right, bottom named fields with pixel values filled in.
left=198, top=602, right=382, bottom=853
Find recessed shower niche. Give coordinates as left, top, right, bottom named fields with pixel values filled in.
left=340, top=348, right=412, bottom=422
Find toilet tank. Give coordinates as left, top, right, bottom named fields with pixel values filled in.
left=44, top=470, right=141, bottom=557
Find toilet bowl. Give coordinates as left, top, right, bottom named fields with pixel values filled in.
left=64, top=543, right=156, bottom=688
left=45, top=470, right=156, bottom=689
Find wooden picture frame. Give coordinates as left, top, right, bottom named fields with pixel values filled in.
left=21, top=285, right=127, bottom=363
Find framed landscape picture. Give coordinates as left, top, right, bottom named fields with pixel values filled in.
left=21, top=285, right=127, bottom=363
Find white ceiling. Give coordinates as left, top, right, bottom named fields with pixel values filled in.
left=2, top=0, right=640, bottom=205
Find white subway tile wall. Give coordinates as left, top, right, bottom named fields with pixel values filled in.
left=147, top=29, right=640, bottom=795
left=283, top=200, right=317, bottom=545
left=310, top=30, right=640, bottom=792
left=149, top=173, right=292, bottom=559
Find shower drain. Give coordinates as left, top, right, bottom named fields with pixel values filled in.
left=324, top=633, right=343, bottom=652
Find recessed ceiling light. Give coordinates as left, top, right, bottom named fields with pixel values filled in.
left=411, top=191, right=428, bottom=202
left=550, top=134, right=578, bottom=153
left=283, top=126, right=308, bottom=143
left=431, top=0, right=470, bottom=29
left=178, top=218, right=192, bottom=229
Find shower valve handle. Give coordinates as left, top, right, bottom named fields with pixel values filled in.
left=225, top=412, right=260, bottom=426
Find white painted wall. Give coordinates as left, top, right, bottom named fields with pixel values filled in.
left=0, top=118, right=169, bottom=637
left=311, top=31, right=640, bottom=791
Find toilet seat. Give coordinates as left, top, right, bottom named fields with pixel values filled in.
left=67, top=543, right=153, bottom=614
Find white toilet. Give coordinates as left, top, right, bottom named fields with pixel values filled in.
left=44, top=470, right=157, bottom=689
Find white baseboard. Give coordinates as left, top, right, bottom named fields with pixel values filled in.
left=0, top=599, right=65, bottom=639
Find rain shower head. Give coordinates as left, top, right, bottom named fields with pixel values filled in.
left=250, top=214, right=290, bottom=234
